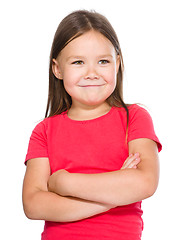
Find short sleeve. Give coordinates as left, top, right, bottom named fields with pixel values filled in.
left=127, top=105, right=162, bottom=152
left=25, top=121, right=48, bottom=164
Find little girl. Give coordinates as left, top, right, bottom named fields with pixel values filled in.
left=23, top=10, right=162, bottom=240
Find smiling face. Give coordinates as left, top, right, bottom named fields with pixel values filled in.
left=52, top=30, right=120, bottom=109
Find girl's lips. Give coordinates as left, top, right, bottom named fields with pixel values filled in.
left=79, top=84, right=105, bottom=87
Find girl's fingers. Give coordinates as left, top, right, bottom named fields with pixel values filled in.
left=127, top=157, right=141, bottom=169
left=121, top=153, right=140, bottom=169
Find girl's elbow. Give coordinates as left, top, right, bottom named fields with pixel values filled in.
left=23, top=195, right=43, bottom=220
left=23, top=204, right=39, bottom=220
left=23, top=202, right=37, bottom=220
left=144, top=176, right=159, bottom=199
left=24, top=210, right=38, bottom=220
left=114, top=177, right=158, bottom=206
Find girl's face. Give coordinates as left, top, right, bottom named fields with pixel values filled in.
left=52, top=30, right=120, bottom=109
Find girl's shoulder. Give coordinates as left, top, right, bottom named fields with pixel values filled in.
left=127, top=103, right=150, bottom=117
left=127, top=103, right=147, bottom=111
left=32, top=112, right=66, bottom=132
left=115, top=104, right=149, bottom=119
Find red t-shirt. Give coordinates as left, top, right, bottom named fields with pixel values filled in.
left=25, top=104, right=162, bottom=240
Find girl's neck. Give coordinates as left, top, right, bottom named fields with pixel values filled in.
left=67, top=102, right=112, bottom=121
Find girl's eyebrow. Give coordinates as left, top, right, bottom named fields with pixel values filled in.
left=66, top=54, right=114, bottom=61
left=98, top=54, right=114, bottom=59
left=65, top=56, right=84, bottom=61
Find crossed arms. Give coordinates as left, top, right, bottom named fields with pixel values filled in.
left=22, top=138, right=159, bottom=222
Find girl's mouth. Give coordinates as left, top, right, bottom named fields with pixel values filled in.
left=79, top=84, right=105, bottom=87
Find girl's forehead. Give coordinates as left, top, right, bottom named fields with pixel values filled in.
left=59, top=30, right=116, bottom=58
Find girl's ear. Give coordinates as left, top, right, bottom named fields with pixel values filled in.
left=52, top=59, right=63, bottom=80
left=116, top=55, right=120, bottom=73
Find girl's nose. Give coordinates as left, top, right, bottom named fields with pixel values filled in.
left=84, top=65, right=99, bottom=80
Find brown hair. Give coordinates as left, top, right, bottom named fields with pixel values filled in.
left=45, top=10, right=129, bottom=132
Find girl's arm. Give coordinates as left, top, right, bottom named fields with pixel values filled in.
left=22, top=158, right=115, bottom=222
left=48, top=138, right=159, bottom=206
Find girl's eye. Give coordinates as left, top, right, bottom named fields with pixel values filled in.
left=72, top=61, right=84, bottom=65
left=99, top=59, right=109, bottom=64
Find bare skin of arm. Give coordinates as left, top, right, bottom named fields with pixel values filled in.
left=22, top=154, right=139, bottom=222
left=48, top=138, right=159, bottom=206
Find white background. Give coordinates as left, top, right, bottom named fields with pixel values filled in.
left=1, top=0, right=195, bottom=239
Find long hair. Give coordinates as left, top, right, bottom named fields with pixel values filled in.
left=45, top=10, right=129, bottom=136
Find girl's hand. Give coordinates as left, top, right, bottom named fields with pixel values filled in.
left=121, top=153, right=141, bottom=170
left=48, top=169, right=69, bottom=193
left=47, top=155, right=141, bottom=196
